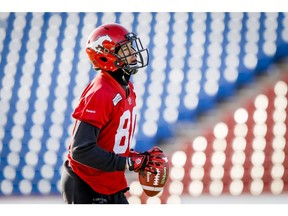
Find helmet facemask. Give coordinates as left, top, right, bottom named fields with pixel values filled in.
left=115, top=33, right=149, bottom=75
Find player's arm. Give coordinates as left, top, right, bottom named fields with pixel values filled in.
left=70, top=121, right=127, bottom=172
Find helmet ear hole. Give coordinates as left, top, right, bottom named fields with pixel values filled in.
left=115, top=60, right=120, bottom=66
left=100, top=57, right=108, bottom=62
left=114, top=59, right=124, bottom=68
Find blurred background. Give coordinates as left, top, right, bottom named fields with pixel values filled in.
left=0, top=12, right=288, bottom=204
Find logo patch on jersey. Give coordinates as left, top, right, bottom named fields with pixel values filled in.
left=86, top=109, right=96, bottom=114
left=113, top=93, right=122, bottom=106
left=88, top=35, right=112, bottom=54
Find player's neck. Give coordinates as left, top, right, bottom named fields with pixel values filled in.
left=106, top=70, right=131, bottom=98
left=107, top=69, right=130, bottom=84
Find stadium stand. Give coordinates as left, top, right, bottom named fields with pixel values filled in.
left=127, top=66, right=288, bottom=203
left=0, top=12, right=287, bottom=203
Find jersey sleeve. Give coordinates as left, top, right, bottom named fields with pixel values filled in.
left=72, top=89, right=113, bottom=129
left=70, top=121, right=127, bottom=171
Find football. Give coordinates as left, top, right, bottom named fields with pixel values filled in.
left=138, top=147, right=169, bottom=197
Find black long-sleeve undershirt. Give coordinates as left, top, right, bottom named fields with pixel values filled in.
left=70, top=121, right=127, bottom=172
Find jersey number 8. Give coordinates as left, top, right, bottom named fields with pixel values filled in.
left=113, top=107, right=137, bottom=154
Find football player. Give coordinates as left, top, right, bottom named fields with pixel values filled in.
left=61, top=23, right=155, bottom=204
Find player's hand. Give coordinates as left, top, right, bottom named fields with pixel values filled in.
left=145, top=146, right=168, bottom=173
left=127, top=151, right=149, bottom=172
left=127, top=147, right=167, bottom=173
left=128, top=149, right=140, bottom=157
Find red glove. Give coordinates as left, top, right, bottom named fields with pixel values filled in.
left=128, top=149, right=140, bottom=157
left=127, top=147, right=168, bottom=173
left=146, top=146, right=168, bottom=171
left=127, top=151, right=149, bottom=172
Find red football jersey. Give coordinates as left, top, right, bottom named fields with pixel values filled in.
left=68, top=71, right=137, bottom=195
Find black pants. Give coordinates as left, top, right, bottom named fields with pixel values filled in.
left=61, top=160, right=129, bottom=204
